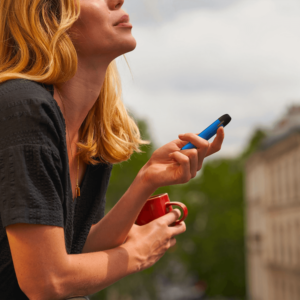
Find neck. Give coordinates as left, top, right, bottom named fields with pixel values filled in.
left=53, top=56, right=111, bottom=144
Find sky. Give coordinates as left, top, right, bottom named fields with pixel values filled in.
left=116, top=0, right=300, bottom=158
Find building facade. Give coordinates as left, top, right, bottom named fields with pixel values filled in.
left=245, top=106, right=300, bottom=300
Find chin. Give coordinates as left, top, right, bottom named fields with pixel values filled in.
left=127, top=41, right=137, bottom=53
left=124, top=36, right=137, bottom=52
left=118, top=37, right=137, bottom=55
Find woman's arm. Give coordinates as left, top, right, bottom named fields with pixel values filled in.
left=82, top=172, right=155, bottom=253
left=6, top=210, right=185, bottom=300
left=83, top=128, right=224, bottom=253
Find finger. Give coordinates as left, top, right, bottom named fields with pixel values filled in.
left=206, top=127, right=225, bottom=157
left=172, top=138, right=191, bottom=150
left=172, top=132, right=206, bottom=150
left=178, top=133, right=210, bottom=171
left=159, top=209, right=181, bottom=226
left=186, top=149, right=198, bottom=178
left=179, top=133, right=210, bottom=155
left=168, top=152, right=191, bottom=182
left=196, top=143, right=210, bottom=171
left=169, top=221, right=187, bottom=237
left=169, top=237, right=177, bottom=248
left=173, top=148, right=198, bottom=177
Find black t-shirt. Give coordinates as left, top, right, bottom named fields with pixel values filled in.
left=0, top=79, right=112, bottom=299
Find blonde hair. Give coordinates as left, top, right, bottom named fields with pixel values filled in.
left=0, top=0, right=149, bottom=164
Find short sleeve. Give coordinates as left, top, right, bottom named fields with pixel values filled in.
left=0, top=79, right=66, bottom=228
left=0, top=144, right=64, bottom=228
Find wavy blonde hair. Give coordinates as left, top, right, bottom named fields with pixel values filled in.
left=0, top=0, right=149, bottom=164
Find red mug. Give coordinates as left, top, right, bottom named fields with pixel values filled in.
left=135, top=193, right=188, bottom=226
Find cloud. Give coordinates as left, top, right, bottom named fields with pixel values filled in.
left=171, top=0, right=240, bottom=11
left=118, top=0, right=300, bottom=157
left=123, top=0, right=240, bottom=26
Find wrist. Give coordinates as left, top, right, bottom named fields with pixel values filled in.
left=135, top=163, right=158, bottom=195
left=119, top=243, right=141, bottom=274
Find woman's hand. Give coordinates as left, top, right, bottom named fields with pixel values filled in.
left=123, top=209, right=186, bottom=272
left=140, top=127, right=224, bottom=189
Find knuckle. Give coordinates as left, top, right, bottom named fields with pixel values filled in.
left=171, top=238, right=177, bottom=247
left=166, top=228, right=173, bottom=238
left=183, top=156, right=190, bottom=164
left=157, top=219, right=165, bottom=227
left=191, top=149, right=198, bottom=157
left=172, top=209, right=181, bottom=218
left=164, top=242, right=170, bottom=251
left=185, top=174, right=191, bottom=183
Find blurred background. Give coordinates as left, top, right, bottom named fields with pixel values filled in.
left=90, top=0, right=300, bottom=299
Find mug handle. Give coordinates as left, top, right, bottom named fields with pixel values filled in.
left=165, top=202, right=188, bottom=226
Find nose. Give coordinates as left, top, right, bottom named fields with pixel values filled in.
left=108, top=0, right=124, bottom=10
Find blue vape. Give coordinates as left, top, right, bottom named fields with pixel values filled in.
left=181, top=114, right=231, bottom=150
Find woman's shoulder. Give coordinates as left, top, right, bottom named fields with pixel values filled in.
left=0, top=77, right=51, bottom=93
left=0, top=79, right=65, bottom=153
left=0, top=79, right=58, bottom=115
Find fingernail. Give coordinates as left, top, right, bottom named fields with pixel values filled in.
left=178, top=134, right=185, bottom=138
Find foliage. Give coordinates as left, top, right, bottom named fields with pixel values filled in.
left=239, top=129, right=267, bottom=161
left=90, top=121, right=266, bottom=300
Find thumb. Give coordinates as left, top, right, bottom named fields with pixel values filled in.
left=159, top=208, right=181, bottom=226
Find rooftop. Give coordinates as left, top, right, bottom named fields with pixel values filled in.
left=260, top=105, right=300, bottom=150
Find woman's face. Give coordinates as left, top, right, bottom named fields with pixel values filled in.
left=70, top=0, right=136, bottom=61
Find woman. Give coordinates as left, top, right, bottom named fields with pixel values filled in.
left=0, top=0, right=225, bottom=299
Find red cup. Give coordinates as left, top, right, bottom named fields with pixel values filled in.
left=135, top=193, right=188, bottom=226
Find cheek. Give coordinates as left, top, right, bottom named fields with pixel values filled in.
left=79, top=2, right=108, bottom=31
left=71, top=1, right=135, bottom=56
left=71, top=3, right=113, bottom=51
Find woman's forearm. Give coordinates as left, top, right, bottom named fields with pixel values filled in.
left=82, top=167, right=156, bottom=253
left=54, top=243, right=139, bottom=300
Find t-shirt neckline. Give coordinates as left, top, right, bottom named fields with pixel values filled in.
left=36, top=81, right=90, bottom=203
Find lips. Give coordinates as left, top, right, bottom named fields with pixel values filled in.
left=114, top=15, right=130, bottom=26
